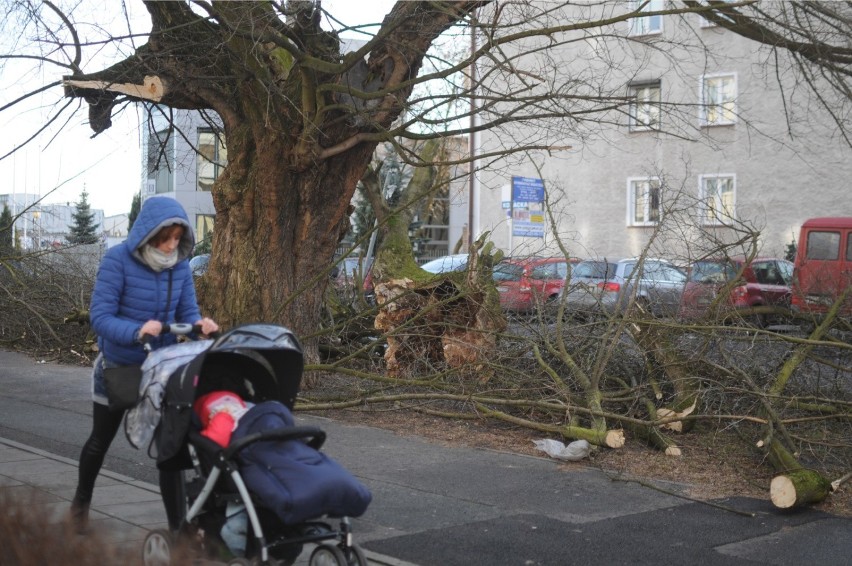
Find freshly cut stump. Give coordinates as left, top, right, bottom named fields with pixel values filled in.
left=770, top=470, right=831, bottom=509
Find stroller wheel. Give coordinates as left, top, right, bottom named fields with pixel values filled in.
left=341, top=544, right=368, bottom=566
left=309, top=543, right=347, bottom=566
left=142, top=529, right=173, bottom=566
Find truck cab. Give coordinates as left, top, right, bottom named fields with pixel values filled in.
left=791, top=217, right=852, bottom=318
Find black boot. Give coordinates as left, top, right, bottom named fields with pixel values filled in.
left=70, top=495, right=90, bottom=534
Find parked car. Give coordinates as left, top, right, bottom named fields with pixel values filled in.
left=330, top=256, right=374, bottom=304
left=561, top=258, right=687, bottom=318
left=492, top=257, right=579, bottom=313
left=559, top=259, right=617, bottom=318
left=331, top=256, right=373, bottom=288
left=190, top=253, right=210, bottom=277
left=679, top=256, right=794, bottom=327
left=420, top=254, right=470, bottom=274
left=791, top=217, right=852, bottom=319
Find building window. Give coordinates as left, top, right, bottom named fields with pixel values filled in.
left=698, top=0, right=736, bottom=27
left=627, top=178, right=662, bottom=226
left=629, top=0, right=664, bottom=36
left=700, top=73, right=737, bottom=126
left=629, top=81, right=661, bottom=131
left=699, top=175, right=735, bottom=224
left=147, top=128, right=174, bottom=194
left=196, top=214, right=215, bottom=246
left=197, top=130, right=228, bottom=191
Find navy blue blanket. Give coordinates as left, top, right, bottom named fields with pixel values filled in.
left=232, top=401, right=372, bottom=525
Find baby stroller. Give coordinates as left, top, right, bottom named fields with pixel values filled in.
left=134, top=323, right=372, bottom=566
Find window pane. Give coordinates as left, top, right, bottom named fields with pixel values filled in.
left=631, top=0, right=662, bottom=34
left=633, top=182, right=647, bottom=223
left=493, top=264, right=524, bottom=281
left=630, top=179, right=661, bottom=224
left=703, top=75, right=735, bottom=125
left=702, top=176, right=734, bottom=223
left=197, top=130, right=227, bottom=192
left=630, top=84, right=661, bottom=130
left=806, top=231, right=840, bottom=260
left=648, top=182, right=660, bottom=222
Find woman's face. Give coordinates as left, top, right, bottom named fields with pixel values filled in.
left=151, top=225, right=184, bottom=254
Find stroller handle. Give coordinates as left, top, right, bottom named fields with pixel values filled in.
left=223, top=426, right=327, bottom=459
left=142, top=323, right=222, bottom=352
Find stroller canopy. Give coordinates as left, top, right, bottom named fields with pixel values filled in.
left=188, top=323, right=304, bottom=408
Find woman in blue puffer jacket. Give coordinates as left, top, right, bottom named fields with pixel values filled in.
left=71, top=196, right=219, bottom=533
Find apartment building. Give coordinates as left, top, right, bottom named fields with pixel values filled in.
left=474, top=2, right=850, bottom=262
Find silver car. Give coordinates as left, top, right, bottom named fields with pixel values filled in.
left=562, top=258, right=687, bottom=318
left=420, top=254, right=469, bottom=274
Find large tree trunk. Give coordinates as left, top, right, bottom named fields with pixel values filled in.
left=196, top=124, right=375, bottom=363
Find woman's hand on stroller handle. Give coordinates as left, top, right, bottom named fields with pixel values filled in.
left=140, top=322, right=221, bottom=351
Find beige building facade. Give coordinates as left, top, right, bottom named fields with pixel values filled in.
left=474, top=2, right=850, bottom=263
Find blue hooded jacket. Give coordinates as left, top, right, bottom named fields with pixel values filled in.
left=90, top=196, right=202, bottom=366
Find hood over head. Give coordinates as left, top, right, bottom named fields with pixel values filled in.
left=127, top=196, right=194, bottom=263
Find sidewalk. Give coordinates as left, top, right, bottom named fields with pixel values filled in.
left=0, top=436, right=405, bottom=565
left=0, top=436, right=161, bottom=539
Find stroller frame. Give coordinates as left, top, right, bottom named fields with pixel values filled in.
left=179, top=426, right=363, bottom=564
left=139, top=324, right=369, bottom=566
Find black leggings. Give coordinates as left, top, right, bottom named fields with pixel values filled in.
left=76, top=402, right=185, bottom=530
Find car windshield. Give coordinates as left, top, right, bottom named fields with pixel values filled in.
left=689, top=261, right=737, bottom=283
left=572, top=261, right=614, bottom=279
left=493, top=262, right=524, bottom=282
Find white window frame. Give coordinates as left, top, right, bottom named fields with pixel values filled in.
left=699, top=174, right=736, bottom=225
left=698, top=0, right=736, bottom=28
left=629, top=81, right=661, bottom=131
left=699, top=73, right=737, bottom=126
left=629, top=0, right=664, bottom=37
left=627, top=177, right=662, bottom=226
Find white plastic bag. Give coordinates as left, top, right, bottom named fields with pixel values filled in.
left=533, top=438, right=591, bottom=461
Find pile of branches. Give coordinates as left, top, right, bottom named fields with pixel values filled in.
left=0, top=249, right=97, bottom=365
left=304, top=290, right=852, bottom=510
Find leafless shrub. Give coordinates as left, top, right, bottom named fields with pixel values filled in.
left=0, top=488, right=125, bottom=565
left=0, top=247, right=96, bottom=364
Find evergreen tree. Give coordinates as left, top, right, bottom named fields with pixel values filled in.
left=351, top=185, right=376, bottom=253
left=0, top=204, right=13, bottom=253
left=128, top=192, right=141, bottom=232
left=785, top=234, right=798, bottom=262
left=67, top=190, right=100, bottom=244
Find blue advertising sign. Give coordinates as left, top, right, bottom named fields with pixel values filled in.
left=509, top=176, right=545, bottom=238
left=511, top=176, right=545, bottom=202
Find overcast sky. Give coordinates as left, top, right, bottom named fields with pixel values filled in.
left=0, top=0, right=394, bottom=217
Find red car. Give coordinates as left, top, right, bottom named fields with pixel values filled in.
left=493, top=257, right=579, bottom=313
left=679, top=256, right=793, bottom=327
